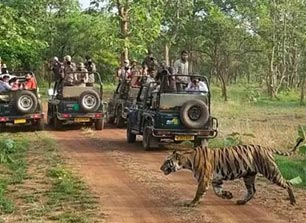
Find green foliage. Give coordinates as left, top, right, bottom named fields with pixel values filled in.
left=276, top=156, right=306, bottom=188
left=209, top=132, right=256, bottom=148
left=0, top=135, right=29, bottom=214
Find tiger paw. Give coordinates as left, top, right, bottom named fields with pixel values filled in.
left=222, top=191, right=233, bottom=199
left=184, top=201, right=199, bottom=207
left=236, top=200, right=246, bottom=205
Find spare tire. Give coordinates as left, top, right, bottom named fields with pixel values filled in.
left=180, top=99, right=209, bottom=129
left=79, top=90, right=101, bottom=112
left=15, top=90, right=38, bottom=114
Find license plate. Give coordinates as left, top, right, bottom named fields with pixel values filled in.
left=14, top=119, right=26, bottom=124
left=74, top=118, right=90, bottom=123
left=174, top=135, right=194, bottom=141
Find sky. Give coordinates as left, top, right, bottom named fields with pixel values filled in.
left=79, top=0, right=91, bottom=9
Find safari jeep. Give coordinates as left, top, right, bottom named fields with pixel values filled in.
left=0, top=74, right=44, bottom=131
left=126, top=74, right=218, bottom=150
left=107, top=78, right=141, bottom=128
left=47, top=72, right=105, bottom=130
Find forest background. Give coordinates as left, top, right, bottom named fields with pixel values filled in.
left=1, top=0, right=306, bottom=102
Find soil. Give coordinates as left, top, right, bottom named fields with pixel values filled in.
left=48, top=125, right=306, bottom=223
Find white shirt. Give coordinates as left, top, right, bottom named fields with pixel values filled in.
left=173, top=59, right=189, bottom=83
left=185, top=81, right=208, bottom=92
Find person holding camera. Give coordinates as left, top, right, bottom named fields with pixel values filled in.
left=142, top=50, right=158, bottom=76
left=75, top=62, right=88, bottom=86
left=63, top=55, right=76, bottom=86
left=85, top=56, right=96, bottom=87
left=185, top=77, right=208, bottom=92
left=118, top=59, right=131, bottom=81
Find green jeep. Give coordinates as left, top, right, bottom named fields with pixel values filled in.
left=126, top=74, right=218, bottom=150
left=107, top=79, right=141, bottom=128
left=47, top=72, right=105, bottom=130
left=0, top=74, right=44, bottom=131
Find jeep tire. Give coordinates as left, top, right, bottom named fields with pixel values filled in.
left=127, top=124, right=136, bottom=143
left=95, top=119, right=104, bottom=130
left=79, top=90, right=100, bottom=112
left=142, top=126, right=159, bottom=150
left=180, top=99, right=209, bottom=129
left=36, top=118, right=44, bottom=131
left=15, top=90, right=38, bottom=114
left=116, top=106, right=125, bottom=128
left=54, top=117, right=62, bottom=130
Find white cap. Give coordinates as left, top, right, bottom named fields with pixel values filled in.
left=64, top=55, right=71, bottom=62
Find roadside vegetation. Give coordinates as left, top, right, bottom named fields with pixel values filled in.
left=209, top=86, right=306, bottom=188
left=0, top=133, right=104, bottom=222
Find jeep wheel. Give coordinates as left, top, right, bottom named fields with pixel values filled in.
left=116, top=107, right=125, bottom=128
left=47, top=116, right=53, bottom=126
left=36, top=118, right=44, bottom=131
left=180, top=99, right=209, bottom=129
left=79, top=90, right=100, bottom=112
left=142, top=126, right=159, bottom=150
left=54, top=117, right=62, bottom=130
left=127, top=125, right=136, bottom=143
left=15, top=90, right=38, bottom=114
left=107, top=116, right=115, bottom=124
left=95, top=119, right=104, bottom=130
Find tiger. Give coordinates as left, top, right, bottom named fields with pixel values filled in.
left=160, top=138, right=304, bottom=207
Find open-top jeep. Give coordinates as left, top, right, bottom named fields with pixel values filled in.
left=47, top=72, right=105, bottom=130
left=126, top=74, right=218, bottom=150
left=107, top=78, right=141, bottom=128
left=0, top=73, right=44, bottom=131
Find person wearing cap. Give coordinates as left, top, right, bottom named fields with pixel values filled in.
left=185, top=76, right=208, bottom=92
left=51, top=56, right=63, bottom=81
left=84, top=56, right=96, bottom=87
left=75, top=62, right=88, bottom=86
left=63, top=55, right=76, bottom=86
left=142, top=50, right=158, bottom=76
left=0, top=75, right=13, bottom=92
left=1, top=64, right=9, bottom=75
left=118, top=59, right=131, bottom=81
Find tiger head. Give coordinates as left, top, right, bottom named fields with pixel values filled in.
left=160, top=150, right=192, bottom=175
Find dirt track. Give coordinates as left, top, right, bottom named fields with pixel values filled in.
left=48, top=125, right=305, bottom=223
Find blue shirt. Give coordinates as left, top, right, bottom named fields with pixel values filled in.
left=0, top=81, right=11, bottom=93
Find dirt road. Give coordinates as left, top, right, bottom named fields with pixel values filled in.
left=48, top=125, right=305, bottom=223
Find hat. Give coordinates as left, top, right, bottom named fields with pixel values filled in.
left=79, top=62, right=85, bottom=68
left=124, top=59, right=130, bottom=64
left=64, top=55, right=71, bottom=62
left=53, top=56, right=59, bottom=61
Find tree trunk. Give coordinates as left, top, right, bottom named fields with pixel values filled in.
left=165, top=43, right=170, bottom=66
left=117, top=0, right=129, bottom=62
left=300, top=76, right=305, bottom=105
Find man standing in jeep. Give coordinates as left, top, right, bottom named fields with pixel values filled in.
left=173, top=50, right=190, bottom=84
left=142, top=50, right=158, bottom=76
left=63, top=55, right=76, bottom=86
left=85, top=56, right=96, bottom=87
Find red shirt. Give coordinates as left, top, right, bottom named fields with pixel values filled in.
left=24, top=78, right=37, bottom=90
